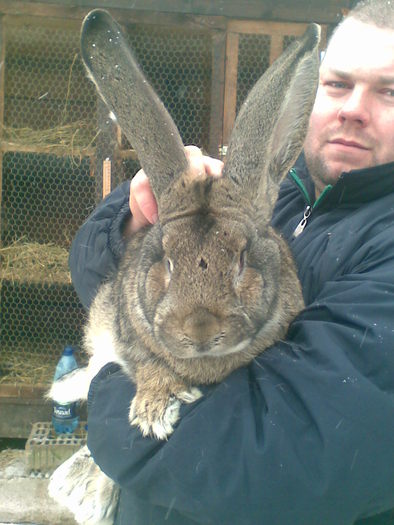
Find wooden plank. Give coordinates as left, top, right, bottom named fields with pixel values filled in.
left=269, top=33, right=284, bottom=65
left=6, top=13, right=81, bottom=29
left=222, top=31, right=239, bottom=152
left=0, top=141, right=94, bottom=158
left=0, top=383, right=48, bottom=400
left=208, top=30, right=226, bottom=158
left=0, top=4, right=226, bottom=31
left=0, top=0, right=350, bottom=24
left=0, top=399, right=51, bottom=438
left=0, top=387, right=88, bottom=438
left=94, top=97, right=117, bottom=202
left=102, top=157, right=112, bottom=199
left=227, top=20, right=328, bottom=59
left=228, top=19, right=309, bottom=36
left=320, top=24, right=328, bottom=49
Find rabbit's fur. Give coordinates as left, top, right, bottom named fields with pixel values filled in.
left=48, top=9, right=320, bottom=524
left=48, top=445, right=119, bottom=525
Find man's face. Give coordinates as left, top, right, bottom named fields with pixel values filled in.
left=303, top=18, right=394, bottom=194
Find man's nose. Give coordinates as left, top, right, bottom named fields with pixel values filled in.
left=337, top=86, right=370, bottom=126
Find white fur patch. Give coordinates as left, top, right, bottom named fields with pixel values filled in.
left=87, top=329, right=125, bottom=377
left=48, top=329, right=126, bottom=404
left=48, top=368, right=90, bottom=403
left=48, top=446, right=118, bottom=525
left=129, top=387, right=203, bottom=440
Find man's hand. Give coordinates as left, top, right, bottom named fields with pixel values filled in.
left=128, top=145, right=224, bottom=233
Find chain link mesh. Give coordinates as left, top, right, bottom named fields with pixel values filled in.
left=0, top=16, right=213, bottom=386
left=0, top=14, right=306, bottom=387
left=236, top=33, right=270, bottom=114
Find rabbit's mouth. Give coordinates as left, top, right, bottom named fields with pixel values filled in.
left=155, top=306, right=258, bottom=359
left=195, top=337, right=252, bottom=357
left=159, top=330, right=253, bottom=359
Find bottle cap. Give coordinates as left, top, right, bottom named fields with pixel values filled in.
left=63, top=346, right=74, bottom=356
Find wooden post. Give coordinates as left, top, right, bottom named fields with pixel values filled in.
left=208, top=30, right=226, bottom=158
left=94, top=97, right=117, bottom=203
left=269, top=33, right=284, bottom=65
left=222, top=31, right=239, bottom=154
left=102, top=157, right=112, bottom=199
left=0, top=15, right=6, bottom=247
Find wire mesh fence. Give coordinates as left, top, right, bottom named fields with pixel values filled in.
left=0, top=15, right=214, bottom=385
left=0, top=12, right=315, bottom=387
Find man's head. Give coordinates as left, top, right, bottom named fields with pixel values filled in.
left=303, top=0, right=394, bottom=194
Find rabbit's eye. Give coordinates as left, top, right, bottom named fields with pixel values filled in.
left=239, top=249, right=247, bottom=274
left=166, top=258, right=174, bottom=274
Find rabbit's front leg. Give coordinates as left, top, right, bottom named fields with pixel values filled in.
left=48, top=445, right=119, bottom=525
left=129, top=363, right=202, bottom=440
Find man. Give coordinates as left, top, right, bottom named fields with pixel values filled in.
left=70, top=1, right=394, bottom=523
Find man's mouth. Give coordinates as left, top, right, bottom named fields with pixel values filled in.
left=328, top=138, right=370, bottom=150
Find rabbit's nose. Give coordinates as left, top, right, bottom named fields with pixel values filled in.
left=183, top=308, right=220, bottom=344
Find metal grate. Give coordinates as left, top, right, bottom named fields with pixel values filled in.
left=236, top=33, right=270, bottom=114
left=118, top=23, right=212, bottom=156
left=283, top=34, right=297, bottom=50
left=2, top=153, right=95, bottom=247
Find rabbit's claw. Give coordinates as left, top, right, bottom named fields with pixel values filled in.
left=48, top=445, right=119, bottom=525
left=129, top=387, right=202, bottom=440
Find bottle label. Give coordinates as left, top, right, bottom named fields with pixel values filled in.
left=53, top=402, right=78, bottom=420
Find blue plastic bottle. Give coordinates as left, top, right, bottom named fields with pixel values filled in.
left=52, top=346, right=80, bottom=434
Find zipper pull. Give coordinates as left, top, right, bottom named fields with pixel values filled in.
left=293, top=205, right=311, bottom=238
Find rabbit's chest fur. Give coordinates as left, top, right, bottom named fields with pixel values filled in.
left=84, top=223, right=304, bottom=387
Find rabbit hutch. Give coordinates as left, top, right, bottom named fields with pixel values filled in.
left=0, top=0, right=349, bottom=438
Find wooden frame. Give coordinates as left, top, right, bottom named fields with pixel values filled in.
left=222, top=20, right=327, bottom=149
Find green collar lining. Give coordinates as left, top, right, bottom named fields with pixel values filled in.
left=289, top=168, right=332, bottom=210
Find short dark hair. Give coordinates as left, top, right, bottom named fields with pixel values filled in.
left=346, top=0, right=394, bottom=29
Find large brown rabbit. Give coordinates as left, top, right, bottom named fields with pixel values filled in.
left=48, top=9, right=320, bottom=524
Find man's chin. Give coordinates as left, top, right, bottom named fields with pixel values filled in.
left=306, top=153, right=374, bottom=192
left=328, top=158, right=374, bottom=177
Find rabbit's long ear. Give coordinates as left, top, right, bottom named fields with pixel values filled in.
left=224, top=24, right=320, bottom=220
left=80, top=10, right=188, bottom=200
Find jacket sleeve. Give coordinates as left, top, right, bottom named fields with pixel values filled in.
left=69, top=180, right=131, bottom=310
left=86, top=225, right=394, bottom=524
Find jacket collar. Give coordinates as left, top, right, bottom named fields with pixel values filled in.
left=291, top=153, right=394, bottom=211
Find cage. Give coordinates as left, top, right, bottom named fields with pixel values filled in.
left=0, top=3, right=330, bottom=436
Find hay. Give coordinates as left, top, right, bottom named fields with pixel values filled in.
left=0, top=239, right=71, bottom=285
left=0, top=343, right=88, bottom=385
left=2, top=121, right=100, bottom=156
left=0, top=351, right=55, bottom=385
left=0, top=339, right=87, bottom=385
left=2, top=52, right=101, bottom=157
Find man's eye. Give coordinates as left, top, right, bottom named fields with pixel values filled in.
left=381, top=88, right=394, bottom=97
left=326, top=81, right=349, bottom=89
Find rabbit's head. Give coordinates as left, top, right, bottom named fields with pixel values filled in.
left=81, top=11, right=320, bottom=363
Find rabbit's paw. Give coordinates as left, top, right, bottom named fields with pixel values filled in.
left=129, top=387, right=203, bottom=440
left=48, top=445, right=119, bottom=525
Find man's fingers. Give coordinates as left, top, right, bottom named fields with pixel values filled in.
left=184, top=145, right=224, bottom=178
left=129, top=170, right=158, bottom=233
left=203, top=155, right=224, bottom=177
left=128, top=147, right=223, bottom=234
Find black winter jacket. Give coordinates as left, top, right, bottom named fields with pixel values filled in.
left=69, top=156, right=394, bottom=525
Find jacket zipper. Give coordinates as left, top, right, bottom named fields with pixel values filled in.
left=289, top=168, right=332, bottom=238
left=293, top=205, right=312, bottom=237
